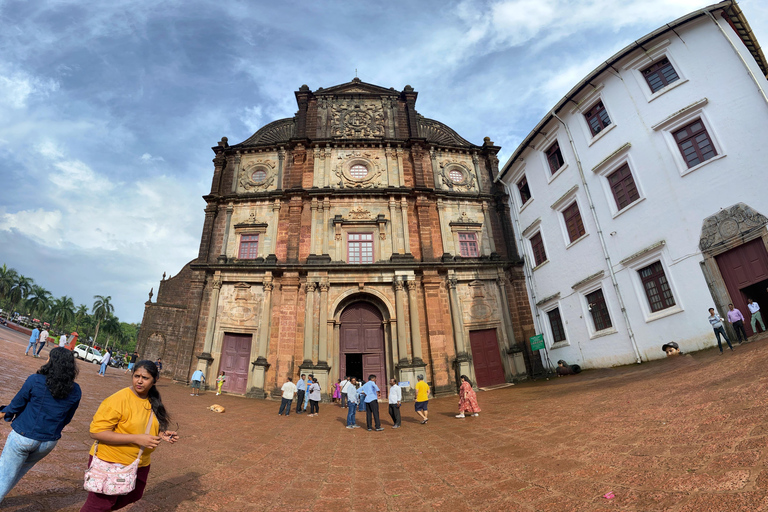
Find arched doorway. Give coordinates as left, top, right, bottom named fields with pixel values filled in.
left=339, top=302, right=385, bottom=382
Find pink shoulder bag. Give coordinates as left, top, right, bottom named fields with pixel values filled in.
left=83, top=412, right=155, bottom=495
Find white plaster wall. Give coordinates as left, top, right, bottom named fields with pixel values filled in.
left=503, top=16, right=768, bottom=369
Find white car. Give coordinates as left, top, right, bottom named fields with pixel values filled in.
left=73, top=344, right=103, bottom=364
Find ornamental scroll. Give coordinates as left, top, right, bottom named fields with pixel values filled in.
left=331, top=100, right=385, bottom=139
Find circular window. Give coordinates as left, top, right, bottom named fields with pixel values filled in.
left=251, top=169, right=267, bottom=183
left=349, top=164, right=369, bottom=180
left=448, top=169, right=464, bottom=183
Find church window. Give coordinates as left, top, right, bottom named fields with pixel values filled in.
left=251, top=169, right=267, bottom=183
left=586, top=289, right=612, bottom=331
left=642, top=58, right=679, bottom=93
left=547, top=308, right=566, bottom=343
left=563, top=202, right=585, bottom=243
left=517, top=176, right=531, bottom=205
left=674, top=119, right=716, bottom=168
left=349, top=164, right=369, bottom=180
left=238, top=234, right=259, bottom=259
left=448, top=169, right=465, bottom=183
left=545, top=141, right=564, bottom=174
left=458, top=232, right=479, bottom=257
left=348, top=233, right=373, bottom=264
left=607, top=164, right=640, bottom=211
left=639, top=261, right=676, bottom=312
left=530, top=232, right=546, bottom=267
left=585, top=101, right=611, bottom=136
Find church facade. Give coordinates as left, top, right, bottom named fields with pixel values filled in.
left=137, top=79, right=535, bottom=399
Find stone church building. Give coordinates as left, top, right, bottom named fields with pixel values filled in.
left=137, top=78, right=535, bottom=399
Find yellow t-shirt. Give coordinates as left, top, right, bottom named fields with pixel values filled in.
left=89, top=387, right=160, bottom=467
left=415, top=380, right=429, bottom=402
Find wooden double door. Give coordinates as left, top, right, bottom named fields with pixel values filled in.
left=339, top=302, right=385, bottom=383
left=469, top=329, right=506, bottom=388
left=218, top=333, right=252, bottom=394
left=716, top=238, right=768, bottom=336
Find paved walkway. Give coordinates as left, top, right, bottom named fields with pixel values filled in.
left=2, top=324, right=768, bottom=511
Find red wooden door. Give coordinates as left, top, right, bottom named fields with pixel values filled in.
left=219, top=333, right=252, bottom=394
left=340, top=302, right=385, bottom=382
left=716, top=239, right=768, bottom=336
left=469, top=329, right=506, bottom=388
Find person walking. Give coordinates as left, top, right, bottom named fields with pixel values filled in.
left=97, top=348, right=112, bottom=377
left=35, top=327, right=49, bottom=357
left=360, top=375, right=383, bottom=431
left=125, top=351, right=138, bottom=374
left=332, top=379, right=342, bottom=404
left=59, top=334, right=67, bottom=347
left=344, top=377, right=360, bottom=429
left=24, top=326, right=39, bottom=357
left=295, top=374, right=307, bottom=414
left=190, top=368, right=205, bottom=396
left=456, top=375, right=481, bottom=418
left=727, top=303, right=748, bottom=344
left=388, top=378, right=402, bottom=429
left=278, top=377, right=296, bottom=416
left=302, top=375, right=313, bottom=413
left=339, top=376, right=350, bottom=408
left=0, top=348, right=81, bottom=503
left=747, top=299, right=766, bottom=334
left=216, top=371, right=226, bottom=395
left=414, top=374, right=430, bottom=424
left=307, top=378, right=321, bottom=417
left=80, top=360, right=178, bottom=511
left=708, top=308, right=734, bottom=354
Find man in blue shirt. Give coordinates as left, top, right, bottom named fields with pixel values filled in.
left=24, top=326, right=40, bottom=356
left=190, top=369, right=205, bottom=396
left=360, top=375, right=383, bottom=431
left=295, top=374, right=307, bottom=414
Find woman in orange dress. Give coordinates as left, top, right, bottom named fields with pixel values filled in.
left=456, top=375, right=481, bottom=418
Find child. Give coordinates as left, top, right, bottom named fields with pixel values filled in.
left=216, top=371, right=226, bottom=396
left=332, top=379, right=341, bottom=403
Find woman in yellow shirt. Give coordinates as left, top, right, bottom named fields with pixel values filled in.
left=80, top=360, right=178, bottom=511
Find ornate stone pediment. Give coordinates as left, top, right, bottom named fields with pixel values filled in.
left=315, top=78, right=399, bottom=96
left=699, top=203, right=767, bottom=252
left=331, top=100, right=385, bottom=139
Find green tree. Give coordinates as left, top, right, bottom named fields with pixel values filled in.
left=8, top=275, right=34, bottom=318
left=0, top=264, right=18, bottom=304
left=27, top=285, right=53, bottom=319
left=51, top=296, right=75, bottom=330
left=91, top=295, right=114, bottom=345
left=101, top=314, right=121, bottom=351
left=74, top=304, right=89, bottom=333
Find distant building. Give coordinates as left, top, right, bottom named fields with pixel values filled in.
left=498, top=1, right=768, bottom=368
left=138, top=79, right=535, bottom=398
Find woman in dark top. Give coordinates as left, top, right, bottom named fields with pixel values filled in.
left=0, top=347, right=81, bottom=502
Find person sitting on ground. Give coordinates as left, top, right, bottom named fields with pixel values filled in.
left=556, top=360, right=574, bottom=376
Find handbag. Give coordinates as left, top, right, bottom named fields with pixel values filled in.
left=83, top=412, right=155, bottom=495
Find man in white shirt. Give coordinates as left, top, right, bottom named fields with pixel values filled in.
left=35, top=328, right=49, bottom=357
left=279, top=377, right=297, bottom=416
left=747, top=299, right=766, bottom=333
left=344, top=377, right=360, bottom=429
left=59, top=334, right=67, bottom=347
left=339, top=376, right=350, bottom=408
left=388, top=378, right=402, bottom=429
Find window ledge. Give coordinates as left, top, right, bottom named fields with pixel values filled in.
left=589, top=327, right=618, bottom=340
left=532, top=259, right=550, bottom=272
left=588, top=123, right=617, bottom=147
left=611, top=197, right=646, bottom=219
left=547, top=163, right=569, bottom=183
left=550, top=340, right=570, bottom=350
left=519, top=198, right=534, bottom=214
left=565, top=232, right=589, bottom=249
left=645, top=305, right=684, bottom=323
left=680, top=153, right=726, bottom=177
left=647, top=78, right=689, bottom=103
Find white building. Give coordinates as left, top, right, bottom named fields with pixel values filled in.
left=498, top=1, right=768, bottom=369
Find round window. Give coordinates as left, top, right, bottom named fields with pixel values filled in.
left=252, top=169, right=267, bottom=183
left=449, top=169, right=464, bottom=183
left=349, top=164, right=369, bottom=180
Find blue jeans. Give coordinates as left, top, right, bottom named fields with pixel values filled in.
left=278, top=398, right=292, bottom=415
left=714, top=326, right=733, bottom=352
left=98, top=360, right=108, bottom=375
left=0, top=430, right=58, bottom=503
left=24, top=341, right=36, bottom=355
left=347, top=403, right=358, bottom=426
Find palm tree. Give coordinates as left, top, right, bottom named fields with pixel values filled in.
left=0, top=264, right=19, bottom=307
left=74, top=304, right=89, bottom=332
left=8, top=275, right=33, bottom=318
left=51, top=296, right=75, bottom=330
left=101, top=314, right=121, bottom=351
left=27, top=285, right=53, bottom=319
left=91, top=295, right=114, bottom=345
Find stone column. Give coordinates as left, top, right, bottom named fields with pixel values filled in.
left=436, top=199, right=450, bottom=257
left=318, top=281, right=329, bottom=364
left=482, top=202, right=496, bottom=255
left=496, top=274, right=516, bottom=347
left=303, top=282, right=316, bottom=363
left=471, top=152, right=482, bottom=190
left=389, top=197, right=400, bottom=255
left=249, top=278, right=274, bottom=398
left=310, top=198, right=319, bottom=255
left=406, top=280, right=424, bottom=364
left=324, top=146, right=332, bottom=188
left=430, top=148, right=440, bottom=189
left=384, top=145, right=393, bottom=187
left=394, top=278, right=408, bottom=363
left=322, top=197, right=331, bottom=255
left=230, top=153, right=241, bottom=193
left=277, top=147, right=285, bottom=190
left=217, top=204, right=234, bottom=263
left=400, top=197, right=411, bottom=254
left=269, top=200, right=281, bottom=257
left=447, top=276, right=466, bottom=354
left=395, top=147, right=405, bottom=187
left=197, top=274, right=222, bottom=373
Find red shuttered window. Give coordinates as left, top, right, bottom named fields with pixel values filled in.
left=639, top=261, right=676, bottom=312
left=548, top=308, right=566, bottom=343
left=517, top=176, right=531, bottom=205
left=348, top=233, right=374, bottom=264
left=530, top=232, right=546, bottom=267
left=642, top=58, right=680, bottom=93
left=458, top=232, right=479, bottom=257
left=674, top=120, right=717, bottom=168
left=607, top=164, right=640, bottom=211
left=238, top=234, right=259, bottom=259
left=546, top=141, right=565, bottom=174
left=586, top=289, right=612, bottom=331
left=585, top=101, right=612, bottom=136
left=563, top=202, right=585, bottom=243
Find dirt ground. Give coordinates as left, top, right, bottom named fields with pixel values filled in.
left=2, top=324, right=768, bottom=511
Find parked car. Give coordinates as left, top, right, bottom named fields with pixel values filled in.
left=73, top=344, right=103, bottom=364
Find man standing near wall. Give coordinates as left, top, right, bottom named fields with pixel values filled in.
left=388, top=378, right=402, bottom=429
left=360, top=375, right=383, bottom=431
left=709, top=308, right=734, bottom=354
left=727, top=303, right=748, bottom=343
left=296, top=374, right=307, bottom=414
left=414, top=374, right=430, bottom=424
left=339, top=375, right=350, bottom=408
left=747, top=299, right=766, bottom=334
left=344, top=377, right=360, bottom=429
left=279, top=377, right=296, bottom=416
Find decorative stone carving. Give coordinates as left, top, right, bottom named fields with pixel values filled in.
left=439, top=160, right=476, bottom=191
left=333, top=150, right=383, bottom=188
left=418, top=116, right=472, bottom=147
left=349, top=206, right=372, bottom=220
left=240, top=160, right=276, bottom=191
left=234, top=283, right=253, bottom=302
left=699, top=203, right=767, bottom=252
left=331, top=100, right=385, bottom=138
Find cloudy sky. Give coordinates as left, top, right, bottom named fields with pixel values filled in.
left=1, top=0, right=766, bottom=322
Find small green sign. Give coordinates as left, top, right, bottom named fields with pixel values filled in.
left=530, top=334, right=545, bottom=351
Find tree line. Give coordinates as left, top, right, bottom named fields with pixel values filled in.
left=0, top=263, right=139, bottom=352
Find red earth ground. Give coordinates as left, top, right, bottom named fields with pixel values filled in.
left=2, top=323, right=768, bottom=511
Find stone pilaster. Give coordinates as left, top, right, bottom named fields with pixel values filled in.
left=407, top=279, right=424, bottom=364
left=303, top=282, right=316, bottom=363
left=277, top=147, right=285, bottom=190
left=217, top=204, right=234, bottom=263
left=230, top=153, right=241, bottom=193
left=318, top=281, right=329, bottom=364
left=394, top=278, right=408, bottom=363
left=196, top=273, right=222, bottom=377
